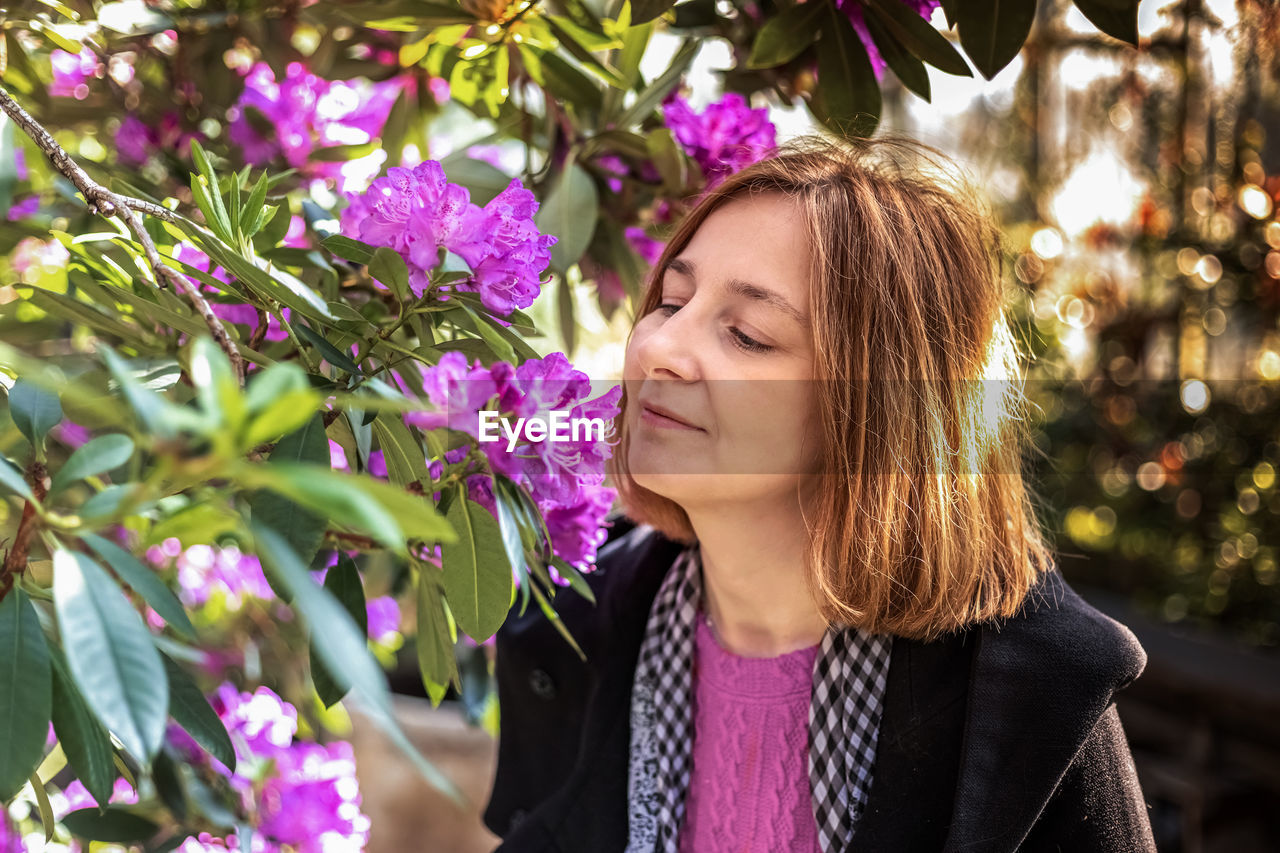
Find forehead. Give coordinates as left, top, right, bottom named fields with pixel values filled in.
left=677, top=192, right=811, bottom=302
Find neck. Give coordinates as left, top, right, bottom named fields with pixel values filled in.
left=684, top=497, right=828, bottom=658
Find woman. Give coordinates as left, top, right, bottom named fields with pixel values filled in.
left=482, top=134, right=1157, bottom=852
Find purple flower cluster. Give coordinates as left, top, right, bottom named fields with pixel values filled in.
left=661, top=90, right=777, bottom=191
left=168, top=684, right=370, bottom=853
left=401, top=351, right=621, bottom=571
left=116, top=113, right=205, bottom=166
left=48, top=48, right=101, bottom=99
left=227, top=61, right=407, bottom=192
left=145, top=538, right=276, bottom=610
left=834, top=0, right=944, bottom=81
left=0, top=810, right=24, bottom=853
left=340, top=160, right=557, bottom=316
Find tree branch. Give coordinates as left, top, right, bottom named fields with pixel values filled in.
left=0, top=461, right=48, bottom=604
left=0, top=82, right=246, bottom=384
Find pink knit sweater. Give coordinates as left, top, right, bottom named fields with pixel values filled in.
left=676, top=605, right=823, bottom=853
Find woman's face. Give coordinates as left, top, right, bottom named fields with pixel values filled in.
left=622, top=191, right=821, bottom=510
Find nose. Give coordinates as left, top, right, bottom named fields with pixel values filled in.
left=633, top=305, right=701, bottom=382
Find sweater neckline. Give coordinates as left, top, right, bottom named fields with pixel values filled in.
left=693, top=605, right=821, bottom=699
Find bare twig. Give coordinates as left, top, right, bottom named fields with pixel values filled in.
left=0, top=82, right=246, bottom=384
left=0, top=461, right=48, bottom=604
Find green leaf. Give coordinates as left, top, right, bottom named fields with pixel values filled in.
left=0, top=456, right=33, bottom=500
left=99, top=346, right=201, bottom=441
left=144, top=502, right=242, bottom=549
left=1071, top=0, right=1139, bottom=46
left=866, top=0, right=972, bottom=77
left=9, top=379, right=63, bottom=450
left=369, top=248, right=409, bottom=302
left=250, top=520, right=466, bottom=805
left=631, top=0, right=678, bottom=25
left=81, top=532, right=197, bottom=642
left=294, top=323, right=364, bottom=377
left=440, top=494, right=513, bottom=644
left=747, top=1, right=824, bottom=69
left=812, top=6, right=882, bottom=138
left=62, top=807, right=159, bottom=843
left=371, top=414, right=430, bottom=487
left=535, top=160, right=599, bottom=274
left=321, top=234, right=376, bottom=265
left=244, top=362, right=311, bottom=416
left=0, top=589, right=52, bottom=802
left=415, top=575, right=459, bottom=707
left=616, top=38, right=698, bottom=128
left=538, top=51, right=604, bottom=112
left=190, top=337, right=245, bottom=431
left=310, top=554, right=368, bottom=708
left=185, top=228, right=336, bottom=324
left=245, top=413, right=331, bottom=577
left=50, top=435, right=134, bottom=495
left=48, top=644, right=117, bottom=809
left=240, top=461, right=455, bottom=557
left=241, top=390, right=325, bottom=449
left=53, top=549, right=169, bottom=764
left=955, top=0, right=1037, bottom=80
left=864, top=11, right=932, bottom=100
left=557, top=275, right=578, bottom=359
left=435, top=155, right=514, bottom=208
left=160, top=653, right=236, bottom=772
left=240, top=172, right=271, bottom=239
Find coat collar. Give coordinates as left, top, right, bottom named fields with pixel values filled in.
left=516, top=524, right=1146, bottom=853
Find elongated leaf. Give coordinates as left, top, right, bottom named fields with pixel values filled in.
left=1072, top=0, right=1139, bottom=46
left=251, top=520, right=465, bottom=805
left=160, top=653, right=235, bottom=772
left=864, top=11, right=931, bottom=100
left=535, top=160, right=597, bottom=274
left=0, top=456, right=33, bottom=500
left=955, top=0, right=1037, bottom=80
left=415, top=575, right=459, bottom=706
left=51, top=434, right=134, bottom=495
left=62, top=807, right=159, bottom=843
left=440, top=495, right=513, bottom=644
left=321, top=234, right=376, bottom=265
left=747, top=1, right=824, bottom=69
left=371, top=414, right=430, bottom=487
left=310, top=554, right=368, bottom=707
left=866, top=0, right=972, bottom=76
left=245, top=413, right=330, bottom=576
left=631, top=0, right=678, bottom=25
left=9, top=379, right=63, bottom=449
left=0, top=589, right=52, bottom=801
left=616, top=38, right=698, bottom=128
left=81, top=532, right=197, bottom=642
left=368, top=247, right=409, bottom=302
left=812, top=6, right=882, bottom=138
left=53, top=549, right=169, bottom=764
left=48, top=645, right=117, bottom=809
left=239, top=460, right=455, bottom=555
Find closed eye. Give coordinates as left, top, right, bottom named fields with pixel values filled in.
left=656, top=303, right=773, bottom=354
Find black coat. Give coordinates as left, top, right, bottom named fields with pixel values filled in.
left=483, top=516, right=1159, bottom=852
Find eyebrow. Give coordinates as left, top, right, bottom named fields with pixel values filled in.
left=665, top=257, right=809, bottom=326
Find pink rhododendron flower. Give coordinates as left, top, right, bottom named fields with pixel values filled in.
left=339, top=160, right=556, bottom=315
left=402, top=351, right=621, bottom=570
left=227, top=61, right=407, bottom=192
left=661, top=90, right=777, bottom=192
left=48, top=48, right=100, bottom=99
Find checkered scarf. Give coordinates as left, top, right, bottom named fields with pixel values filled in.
left=624, top=543, right=894, bottom=853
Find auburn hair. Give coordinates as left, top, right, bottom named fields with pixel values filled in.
left=605, top=131, right=1057, bottom=642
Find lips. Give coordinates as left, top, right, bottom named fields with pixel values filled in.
left=638, top=399, right=701, bottom=430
